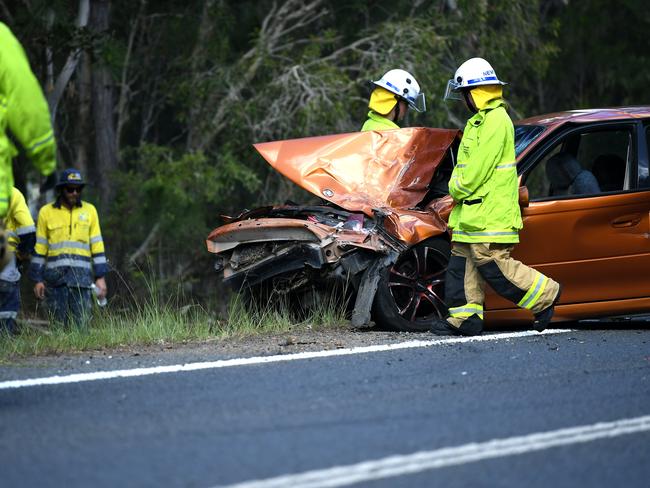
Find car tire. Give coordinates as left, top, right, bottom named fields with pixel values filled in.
left=372, top=237, right=450, bottom=332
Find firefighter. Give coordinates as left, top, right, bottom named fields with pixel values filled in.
left=29, top=169, right=107, bottom=329
left=0, top=188, right=36, bottom=334
left=0, top=22, right=57, bottom=268
left=431, top=57, right=562, bottom=336
left=361, top=69, right=426, bottom=131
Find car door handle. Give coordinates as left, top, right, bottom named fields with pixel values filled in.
left=611, top=214, right=642, bottom=228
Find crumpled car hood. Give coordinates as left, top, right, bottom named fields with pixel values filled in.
left=254, top=128, right=460, bottom=216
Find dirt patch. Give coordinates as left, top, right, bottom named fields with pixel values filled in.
left=210, top=324, right=424, bottom=357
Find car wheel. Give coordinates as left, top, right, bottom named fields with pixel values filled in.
left=372, top=237, right=450, bottom=332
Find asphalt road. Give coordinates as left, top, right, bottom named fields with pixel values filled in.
left=1, top=326, right=649, bottom=488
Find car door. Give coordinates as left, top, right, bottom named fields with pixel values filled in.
left=487, top=121, right=650, bottom=310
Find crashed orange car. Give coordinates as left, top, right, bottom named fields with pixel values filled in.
left=207, top=107, right=650, bottom=331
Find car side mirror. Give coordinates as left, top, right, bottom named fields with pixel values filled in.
left=518, top=186, right=529, bottom=208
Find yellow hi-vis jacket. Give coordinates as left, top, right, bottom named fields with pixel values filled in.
left=0, top=187, right=36, bottom=283
left=448, top=99, right=523, bottom=243
left=361, top=111, right=400, bottom=131
left=6, top=187, right=35, bottom=254
left=29, top=200, right=107, bottom=287
left=0, top=22, right=56, bottom=217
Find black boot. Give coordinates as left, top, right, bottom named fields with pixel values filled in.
left=430, top=318, right=460, bottom=336
left=533, top=285, right=562, bottom=332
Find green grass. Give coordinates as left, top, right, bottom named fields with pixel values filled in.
left=0, top=285, right=352, bottom=362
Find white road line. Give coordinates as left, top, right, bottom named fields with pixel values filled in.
left=217, top=414, right=650, bottom=488
left=0, top=329, right=571, bottom=390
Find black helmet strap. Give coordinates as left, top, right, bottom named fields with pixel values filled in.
left=392, top=96, right=402, bottom=123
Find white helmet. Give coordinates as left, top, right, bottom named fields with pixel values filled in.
left=371, top=69, right=426, bottom=112
left=444, top=57, right=507, bottom=100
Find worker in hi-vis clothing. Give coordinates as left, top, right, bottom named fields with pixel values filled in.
left=0, top=22, right=57, bottom=268
left=361, top=69, right=426, bottom=131
left=0, top=188, right=36, bottom=334
left=29, top=169, right=107, bottom=329
left=430, top=58, right=562, bottom=336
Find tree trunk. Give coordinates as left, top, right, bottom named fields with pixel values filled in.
left=89, top=0, right=117, bottom=212
left=47, top=0, right=90, bottom=123
left=185, top=0, right=217, bottom=151
left=75, top=51, right=92, bottom=177
left=116, top=0, right=147, bottom=155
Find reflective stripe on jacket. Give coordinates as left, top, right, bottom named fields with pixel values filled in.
left=29, top=200, right=107, bottom=286
left=5, top=187, right=35, bottom=253
left=448, top=99, right=522, bottom=243
left=0, top=22, right=56, bottom=217
left=360, top=111, right=400, bottom=131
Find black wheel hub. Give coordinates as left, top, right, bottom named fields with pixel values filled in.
left=388, top=244, right=447, bottom=322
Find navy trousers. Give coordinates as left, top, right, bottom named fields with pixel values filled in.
left=46, top=286, right=92, bottom=329
left=0, top=279, right=20, bottom=334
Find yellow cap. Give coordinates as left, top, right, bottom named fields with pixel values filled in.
left=469, top=84, right=503, bottom=110
left=369, top=87, right=398, bottom=115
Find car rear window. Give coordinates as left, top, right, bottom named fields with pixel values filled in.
left=515, top=125, right=545, bottom=157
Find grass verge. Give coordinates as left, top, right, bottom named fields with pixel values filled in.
left=0, top=287, right=351, bottom=362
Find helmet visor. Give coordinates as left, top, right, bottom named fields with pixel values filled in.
left=443, top=79, right=463, bottom=101
left=407, top=92, right=426, bottom=112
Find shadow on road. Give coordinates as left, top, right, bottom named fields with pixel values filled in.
left=356, top=316, right=650, bottom=334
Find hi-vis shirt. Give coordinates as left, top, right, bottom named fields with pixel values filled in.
left=0, top=187, right=36, bottom=282
left=29, top=200, right=107, bottom=287
left=5, top=187, right=35, bottom=253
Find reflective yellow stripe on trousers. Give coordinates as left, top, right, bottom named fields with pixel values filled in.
left=517, top=272, right=549, bottom=310
left=449, top=303, right=484, bottom=320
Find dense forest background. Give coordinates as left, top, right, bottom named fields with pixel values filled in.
left=3, top=0, right=649, bottom=307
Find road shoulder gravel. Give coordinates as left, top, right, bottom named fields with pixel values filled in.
left=0, top=323, right=434, bottom=379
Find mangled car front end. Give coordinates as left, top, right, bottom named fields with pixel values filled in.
left=207, top=128, right=460, bottom=331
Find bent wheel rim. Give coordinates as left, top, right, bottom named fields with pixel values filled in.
left=388, top=244, right=447, bottom=322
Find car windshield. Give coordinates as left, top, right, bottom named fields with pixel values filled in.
left=515, top=125, right=545, bottom=157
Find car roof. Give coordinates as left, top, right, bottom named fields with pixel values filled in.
left=517, top=106, right=650, bottom=128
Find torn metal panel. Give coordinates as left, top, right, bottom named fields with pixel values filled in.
left=208, top=216, right=398, bottom=256
left=253, top=128, right=459, bottom=242
left=206, top=218, right=331, bottom=253
left=351, top=252, right=398, bottom=327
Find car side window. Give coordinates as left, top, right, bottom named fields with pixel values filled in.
left=523, top=144, right=560, bottom=199
left=524, top=128, right=631, bottom=200
left=577, top=131, right=629, bottom=192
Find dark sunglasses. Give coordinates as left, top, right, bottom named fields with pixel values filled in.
left=64, top=186, right=83, bottom=194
